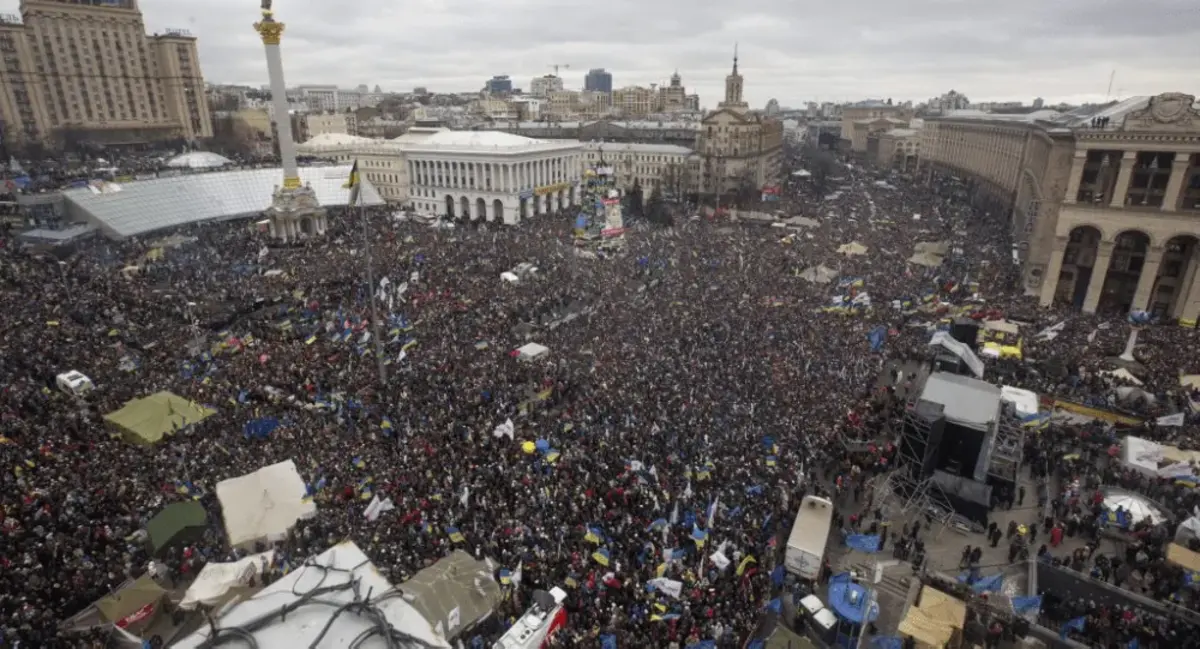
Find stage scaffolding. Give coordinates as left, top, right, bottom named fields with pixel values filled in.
left=874, top=397, right=973, bottom=537
left=985, top=414, right=1026, bottom=485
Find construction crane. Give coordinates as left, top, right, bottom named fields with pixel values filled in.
left=549, top=63, right=570, bottom=76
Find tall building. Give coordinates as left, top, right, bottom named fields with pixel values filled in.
left=584, top=68, right=612, bottom=93
left=698, top=46, right=784, bottom=195
left=485, top=75, right=513, bottom=95
left=764, top=99, right=780, bottom=116
left=919, top=93, right=1200, bottom=321
left=529, top=75, right=563, bottom=98
left=658, top=71, right=687, bottom=112
left=0, top=0, right=212, bottom=153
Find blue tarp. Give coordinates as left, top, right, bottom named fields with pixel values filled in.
left=243, top=417, right=280, bottom=439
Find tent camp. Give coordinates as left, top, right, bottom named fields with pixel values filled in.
left=103, top=392, right=215, bottom=444
left=397, top=550, right=502, bottom=641
left=216, top=460, right=316, bottom=549
left=93, top=575, right=168, bottom=635
left=145, top=501, right=207, bottom=557
left=175, top=542, right=451, bottom=649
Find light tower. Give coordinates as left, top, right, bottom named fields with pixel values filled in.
left=253, top=1, right=328, bottom=241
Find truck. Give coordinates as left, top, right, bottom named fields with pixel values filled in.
left=492, top=587, right=567, bottom=649
left=784, top=495, right=834, bottom=580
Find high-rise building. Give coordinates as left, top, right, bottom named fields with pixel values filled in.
left=485, top=75, right=513, bottom=95
left=585, top=68, right=613, bottom=94
left=530, top=75, right=563, bottom=98
left=0, top=0, right=212, bottom=152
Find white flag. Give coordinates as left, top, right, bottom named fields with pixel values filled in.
left=459, top=485, right=470, bottom=507
left=363, top=495, right=394, bottom=522
left=648, top=577, right=683, bottom=599
left=493, top=418, right=515, bottom=440
left=512, top=560, right=523, bottom=585
left=1157, top=412, right=1186, bottom=427
left=709, top=551, right=731, bottom=571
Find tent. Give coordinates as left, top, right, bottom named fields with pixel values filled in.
left=907, top=251, right=944, bottom=267
left=898, top=586, right=965, bottom=649
left=1103, top=491, right=1166, bottom=526
left=180, top=551, right=274, bottom=610
left=398, top=550, right=502, bottom=640
left=799, top=265, right=839, bottom=285
left=145, top=501, right=208, bottom=556
left=837, top=241, right=868, bottom=256
left=104, top=392, right=215, bottom=445
left=516, top=343, right=550, bottom=361
left=1175, top=516, right=1200, bottom=545
left=216, top=460, right=316, bottom=549
left=94, top=575, right=167, bottom=634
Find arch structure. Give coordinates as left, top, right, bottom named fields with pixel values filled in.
left=399, top=130, right=584, bottom=225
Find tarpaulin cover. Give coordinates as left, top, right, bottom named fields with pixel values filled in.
left=180, top=551, right=274, bottom=610
left=95, top=575, right=166, bottom=629
left=1167, top=543, right=1200, bottom=573
left=898, top=586, right=965, bottom=649
left=145, top=501, right=207, bottom=555
left=216, top=460, right=317, bottom=549
left=397, top=550, right=501, bottom=640
left=103, top=391, right=215, bottom=445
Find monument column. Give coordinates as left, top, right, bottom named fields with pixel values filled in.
left=254, top=12, right=300, bottom=190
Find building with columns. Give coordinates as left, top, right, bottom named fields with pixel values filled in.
left=920, top=93, right=1200, bottom=324
left=404, top=131, right=581, bottom=224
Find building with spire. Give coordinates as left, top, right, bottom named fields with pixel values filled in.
left=698, top=45, right=783, bottom=199
left=658, top=70, right=688, bottom=113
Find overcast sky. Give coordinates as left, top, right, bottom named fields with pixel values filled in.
left=4, top=0, right=1197, bottom=108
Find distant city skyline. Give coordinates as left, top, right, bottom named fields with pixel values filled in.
left=3, top=0, right=1192, bottom=108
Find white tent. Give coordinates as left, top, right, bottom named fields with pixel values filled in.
left=516, top=343, right=549, bottom=361
left=799, top=265, right=839, bottom=285
left=1103, top=492, right=1166, bottom=526
left=180, top=551, right=274, bottom=610
left=1000, top=386, right=1040, bottom=418
left=928, top=331, right=984, bottom=379
left=1175, top=516, right=1200, bottom=545
left=216, top=460, right=317, bottom=549
left=173, top=542, right=450, bottom=649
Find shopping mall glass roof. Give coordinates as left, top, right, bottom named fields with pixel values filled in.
left=64, top=165, right=383, bottom=239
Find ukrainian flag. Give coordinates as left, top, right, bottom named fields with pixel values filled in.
left=564, top=576, right=578, bottom=589
left=305, top=334, right=317, bottom=345
left=446, top=526, right=466, bottom=543
left=691, top=526, right=708, bottom=548
left=499, top=569, right=513, bottom=585
left=592, top=547, right=611, bottom=566
left=352, top=456, right=366, bottom=469
left=545, top=450, right=561, bottom=463
left=765, top=456, right=777, bottom=467
left=585, top=526, right=603, bottom=544
left=736, top=555, right=758, bottom=576
left=380, top=417, right=393, bottom=432
left=655, top=562, right=667, bottom=577
left=343, top=160, right=361, bottom=205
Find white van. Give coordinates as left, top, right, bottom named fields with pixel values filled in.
left=56, top=371, right=95, bottom=396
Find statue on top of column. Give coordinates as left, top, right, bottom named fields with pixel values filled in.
left=261, top=0, right=274, bottom=17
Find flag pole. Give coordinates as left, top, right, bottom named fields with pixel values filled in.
left=356, top=171, right=388, bottom=386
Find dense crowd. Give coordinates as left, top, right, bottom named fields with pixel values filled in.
left=0, top=150, right=1198, bottom=649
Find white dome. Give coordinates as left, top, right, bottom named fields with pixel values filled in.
left=166, top=151, right=234, bottom=169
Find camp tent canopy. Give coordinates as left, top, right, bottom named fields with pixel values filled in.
left=145, top=501, right=207, bottom=556
left=516, top=343, right=549, bottom=361
left=216, top=460, right=316, bottom=549
left=104, top=391, right=215, bottom=444
left=837, top=241, right=868, bottom=256
left=398, top=550, right=501, bottom=640
left=95, top=575, right=167, bottom=633
left=898, top=586, right=966, bottom=649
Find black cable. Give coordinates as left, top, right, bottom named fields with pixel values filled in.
left=207, top=626, right=260, bottom=649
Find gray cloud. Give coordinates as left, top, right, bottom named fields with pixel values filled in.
left=1, top=0, right=1195, bottom=106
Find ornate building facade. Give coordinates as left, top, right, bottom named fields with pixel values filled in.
left=920, top=93, right=1200, bottom=323
left=697, top=48, right=783, bottom=195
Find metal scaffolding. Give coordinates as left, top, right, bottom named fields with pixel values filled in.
left=985, top=413, right=1026, bottom=484
left=874, top=397, right=967, bottom=537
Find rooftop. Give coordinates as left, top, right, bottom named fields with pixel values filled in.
left=400, top=130, right=581, bottom=154
left=64, top=165, right=383, bottom=239
left=581, top=141, right=695, bottom=155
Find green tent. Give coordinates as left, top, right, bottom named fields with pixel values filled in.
left=145, top=501, right=207, bottom=556
left=103, top=391, right=215, bottom=445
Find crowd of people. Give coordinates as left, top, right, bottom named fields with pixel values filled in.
left=0, top=147, right=1197, bottom=649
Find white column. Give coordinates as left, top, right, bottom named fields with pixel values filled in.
left=1082, top=241, right=1114, bottom=314
left=257, top=24, right=301, bottom=189
left=1110, top=151, right=1137, bottom=207
left=1131, top=246, right=1164, bottom=312
left=1163, top=156, right=1190, bottom=212
left=1039, top=236, right=1067, bottom=306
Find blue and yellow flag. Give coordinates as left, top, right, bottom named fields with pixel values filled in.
left=592, top=548, right=611, bottom=566
left=343, top=160, right=361, bottom=205
left=585, top=526, right=603, bottom=544
left=446, top=526, right=466, bottom=543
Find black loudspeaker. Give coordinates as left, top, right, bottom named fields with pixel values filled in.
left=949, top=318, right=981, bottom=352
